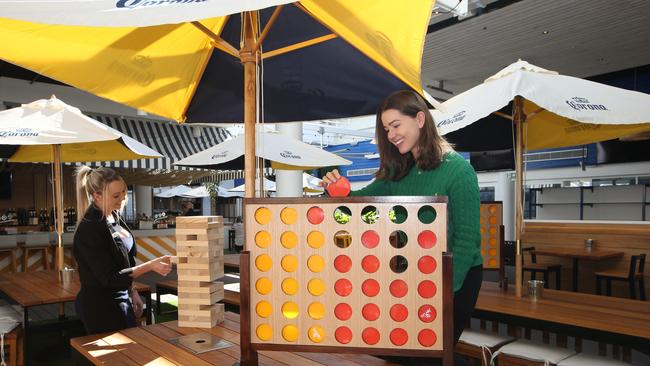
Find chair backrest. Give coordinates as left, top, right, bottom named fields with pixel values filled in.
left=629, top=254, right=646, bottom=278
left=0, top=235, right=17, bottom=249
left=521, top=247, right=537, bottom=265
left=25, top=233, right=51, bottom=247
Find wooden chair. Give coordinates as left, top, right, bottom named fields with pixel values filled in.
left=23, top=233, right=51, bottom=271
left=522, top=247, right=562, bottom=289
left=456, top=328, right=514, bottom=366
left=0, top=305, right=23, bottom=366
left=494, top=339, right=576, bottom=366
left=0, top=235, right=19, bottom=272
left=595, top=254, right=646, bottom=300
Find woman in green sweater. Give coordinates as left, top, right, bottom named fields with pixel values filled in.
left=323, top=90, right=483, bottom=351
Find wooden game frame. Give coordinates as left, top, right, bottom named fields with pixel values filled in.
left=480, top=201, right=505, bottom=282
left=239, top=197, right=454, bottom=366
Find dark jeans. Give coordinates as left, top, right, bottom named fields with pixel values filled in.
left=383, top=265, right=484, bottom=366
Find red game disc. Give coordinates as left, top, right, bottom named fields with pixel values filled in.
left=389, top=304, right=408, bottom=322
left=326, top=176, right=351, bottom=197
left=418, top=329, right=437, bottom=347
left=389, top=279, right=408, bottom=298
left=362, top=303, right=380, bottom=321
left=334, top=255, right=352, bottom=273
left=417, top=255, right=437, bottom=274
left=418, top=230, right=437, bottom=249
left=361, top=279, right=380, bottom=297
left=361, top=230, right=380, bottom=248
left=335, top=326, right=353, bottom=344
left=334, top=303, right=352, bottom=320
left=390, top=328, right=408, bottom=346
left=362, top=327, right=380, bottom=345
left=361, top=255, right=380, bottom=273
left=418, top=304, right=437, bottom=323
left=417, top=280, right=437, bottom=298
left=306, top=206, right=325, bottom=225
left=334, top=278, right=353, bottom=297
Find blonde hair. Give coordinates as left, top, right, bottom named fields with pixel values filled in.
left=75, top=166, right=126, bottom=223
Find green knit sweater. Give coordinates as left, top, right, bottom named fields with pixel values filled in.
left=351, top=151, right=482, bottom=292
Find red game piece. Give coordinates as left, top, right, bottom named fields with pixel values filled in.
left=361, top=230, right=380, bottom=248
left=361, top=255, right=380, bottom=273
left=362, top=327, right=380, bottom=345
left=306, top=206, right=325, bottom=224
left=390, top=328, right=408, bottom=346
left=334, top=278, right=353, bottom=296
left=418, top=304, right=437, bottom=323
left=335, top=326, right=353, bottom=344
left=417, top=280, right=437, bottom=298
left=418, top=230, right=437, bottom=248
left=389, top=304, right=408, bottom=322
left=361, top=279, right=380, bottom=297
left=333, top=255, right=352, bottom=273
left=417, top=255, right=437, bottom=274
left=326, top=176, right=351, bottom=197
left=362, top=303, right=380, bottom=321
left=389, top=279, right=408, bottom=298
left=418, top=329, right=437, bottom=347
left=334, top=303, right=352, bottom=320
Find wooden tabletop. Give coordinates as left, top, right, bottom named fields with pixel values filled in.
left=71, top=312, right=399, bottom=366
left=532, top=247, right=624, bottom=260
left=475, top=281, right=650, bottom=345
left=0, top=270, right=150, bottom=307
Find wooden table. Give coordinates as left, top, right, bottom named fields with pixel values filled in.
left=533, top=247, right=624, bottom=291
left=71, top=312, right=400, bottom=366
left=224, top=253, right=240, bottom=272
left=474, top=281, right=650, bottom=351
left=0, top=270, right=151, bottom=363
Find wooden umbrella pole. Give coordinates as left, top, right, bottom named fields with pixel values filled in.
left=52, top=144, right=65, bottom=271
left=241, top=11, right=260, bottom=199
left=513, top=96, right=526, bottom=297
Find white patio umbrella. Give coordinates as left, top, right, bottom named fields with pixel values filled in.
left=155, top=185, right=192, bottom=198
left=230, top=178, right=276, bottom=193
left=303, top=173, right=324, bottom=194
left=432, top=60, right=650, bottom=296
left=174, top=131, right=351, bottom=171
left=0, top=96, right=162, bottom=270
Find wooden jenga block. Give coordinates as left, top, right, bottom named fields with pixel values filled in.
left=176, top=243, right=222, bottom=257
left=175, top=227, right=224, bottom=239
left=177, top=256, right=223, bottom=270
left=178, top=283, right=224, bottom=305
left=177, top=281, right=221, bottom=293
left=175, top=216, right=222, bottom=229
left=178, top=303, right=224, bottom=328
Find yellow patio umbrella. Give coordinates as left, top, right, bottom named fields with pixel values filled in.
left=0, top=0, right=437, bottom=198
left=0, top=96, right=162, bottom=270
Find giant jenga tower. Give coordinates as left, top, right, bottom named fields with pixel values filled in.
left=175, top=216, right=225, bottom=328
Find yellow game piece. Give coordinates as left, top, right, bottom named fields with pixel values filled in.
left=282, top=301, right=299, bottom=319
left=307, top=231, right=325, bottom=249
left=256, top=301, right=273, bottom=318
left=488, top=248, right=497, bottom=256
left=308, top=325, right=325, bottom=343
left=308, top=302, right=325, bottom=320
left=255, top=254, right=273, bottom=272
left=255, top=207, right=272, bottom=225
left=256, top=324, right=272, bottom=341
left=489, top=237, right=498, bottom=246
left=280, top=231, right=298, bottom=249
left=281, top=255, right=298, bottom=272
left=488, top=258, right=497, bottom=267
left=256, top=277, right=272, bottom=295
left=255, top=231, right=272, bottom=248
left=280, top=207, right=298, bottom=225
left=281, top=277, right=299, bottom=295
left=489, top=227, right=497, bottom=235
left=282, top=324, right=299, bottom=342
left=307, top=255, right=325, bottom=273
left=307, top=278, right=325, bottom=296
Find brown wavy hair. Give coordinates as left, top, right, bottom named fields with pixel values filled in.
left=375, top=90, right=452, bottom=181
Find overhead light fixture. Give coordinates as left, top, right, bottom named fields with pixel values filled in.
left=426, top=80, right=454, bottom=95
left=541, top=30, right=549, bottom=35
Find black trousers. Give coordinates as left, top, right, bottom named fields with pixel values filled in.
left=384, top=265, right=483, bottom=365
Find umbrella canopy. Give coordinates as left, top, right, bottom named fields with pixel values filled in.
left=0, top=96, right=162, bottom=162
left=154, top=185, right=192, bottom=198
left=174, top=131, right=351, bottom=170
left=0, top=96, right=162, bottom=270
left=0, top=1, right=435, bottom=123
left=303, top=172, right=323, bottom=194
left=179, top=186, right=211, bottom=198
left=432, top=60, right=650, bottom=297
left=230, top=177, right=276, bottom=192
left=434, top=60, right=650, bottom=150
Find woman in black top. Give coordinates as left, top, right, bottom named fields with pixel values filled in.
left=73, top=167, right=172, bottom=334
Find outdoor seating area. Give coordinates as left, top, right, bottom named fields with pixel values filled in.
left=1, top=1, right=650, bottom=366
